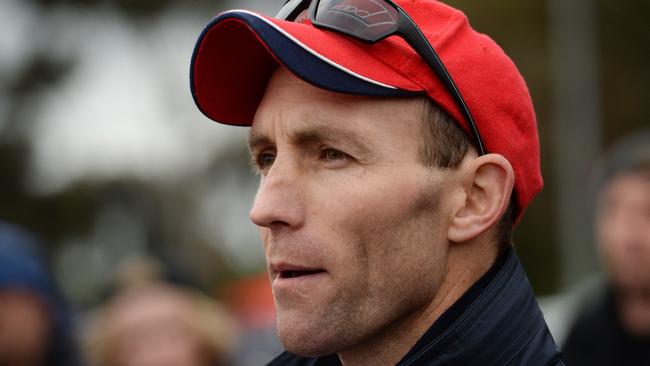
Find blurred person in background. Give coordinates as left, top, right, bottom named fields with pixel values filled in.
left=563, top=130, right=650, bottom=365
left=84, top=258, right=238, bottom=366
left=0, top=220, right=80, bottom=366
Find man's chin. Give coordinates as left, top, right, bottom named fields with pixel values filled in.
left=276, top=317, right=346, bottom=358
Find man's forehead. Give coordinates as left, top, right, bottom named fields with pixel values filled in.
left=250, top=68, right=423, bottom=142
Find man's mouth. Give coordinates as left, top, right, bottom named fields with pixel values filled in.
left=279, top=269, right=325, bottom=279
left=271, top=263, right=327, bottom=291
left=271, top=262, right=326, bottom=281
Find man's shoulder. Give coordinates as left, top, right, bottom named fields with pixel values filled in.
left=267, top=352, right=340, bottom=366
left=267, top=352, right=309, bottom=366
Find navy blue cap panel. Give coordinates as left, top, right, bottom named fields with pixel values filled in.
left=233, top=11, right=417, bottom=97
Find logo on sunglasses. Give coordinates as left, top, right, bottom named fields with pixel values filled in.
left=328, top=0, right=396, bottom=26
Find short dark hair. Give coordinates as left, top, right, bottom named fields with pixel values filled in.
left=418, top=98, right=514, bottom=250
left=595, top=129, right=650, bottom=192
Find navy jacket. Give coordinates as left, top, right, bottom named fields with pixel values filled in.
left=268, top=249, right=563, bottom=365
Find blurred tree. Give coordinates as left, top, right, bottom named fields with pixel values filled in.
left=597, top=0, right=650, bottom=141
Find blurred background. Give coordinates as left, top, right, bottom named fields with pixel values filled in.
left=0, top=0, right=648, bottom=363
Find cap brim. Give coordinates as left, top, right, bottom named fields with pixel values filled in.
left=190, top=10, right=422, bottom=126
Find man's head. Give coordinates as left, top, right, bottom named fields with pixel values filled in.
left=190, top=0, right=542, bottom=222
left=190, top=0, right=541, bottom=360
left=246, top=67, right=514, bottom=358
left=594, top=130, right=650, bottom=336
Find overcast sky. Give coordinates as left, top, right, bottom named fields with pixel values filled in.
left=1, top=0, right=277, bottom=194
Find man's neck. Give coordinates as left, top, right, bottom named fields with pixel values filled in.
left=337, top=241, right=498, bottom=366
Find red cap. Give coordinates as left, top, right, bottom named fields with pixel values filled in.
left=190, top=0, right=542, bottom=223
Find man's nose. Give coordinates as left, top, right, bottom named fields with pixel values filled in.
left=249, top=158, right=304, bottom=230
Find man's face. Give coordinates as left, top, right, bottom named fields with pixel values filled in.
left=597, top=171, right=650, bottom=335
left=248, top=68, right=456, bottom=356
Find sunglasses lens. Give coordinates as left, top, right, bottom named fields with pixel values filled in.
left=313, top=0, right=399, bottom=42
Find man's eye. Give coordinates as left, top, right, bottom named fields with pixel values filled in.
left=256, top=152, right=276, bottom=170
left=321, top=148, right=348, bottom=161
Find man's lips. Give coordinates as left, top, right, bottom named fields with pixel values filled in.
left=270, top=262, right=326, bottom=280
left=270, top=262, right=329, bottom=299
left=278, top=269, right=326, bottom=278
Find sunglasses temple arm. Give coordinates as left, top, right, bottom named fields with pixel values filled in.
left=397, top=11, right=486, bottom=155
left=276, top=0, right=309, bottom=20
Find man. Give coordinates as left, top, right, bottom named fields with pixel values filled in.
left=563, top=130, right=650, bottom=365
left=189, top=0, right=562, bottom=364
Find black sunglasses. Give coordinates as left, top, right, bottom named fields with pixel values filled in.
left=276, top=0, right=485, bottom=155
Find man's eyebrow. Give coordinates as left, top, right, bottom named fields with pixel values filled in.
left=291, top=124, right=372, bottom=154
left=248, top=132, right=274, bottom=153
left=249, top=123, right=373, bottom=154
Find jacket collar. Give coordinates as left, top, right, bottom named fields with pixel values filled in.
left=268, top=248, right=558, bottom=366
left=396, top=248, right=549, bottom=365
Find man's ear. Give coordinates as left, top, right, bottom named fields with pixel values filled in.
left=447, top=154, right=514, bottom=243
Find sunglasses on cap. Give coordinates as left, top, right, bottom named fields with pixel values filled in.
left=276, top=0, right=486, bottom=155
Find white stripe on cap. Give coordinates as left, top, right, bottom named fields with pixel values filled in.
left=223, top=9, right=399, bottom=90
